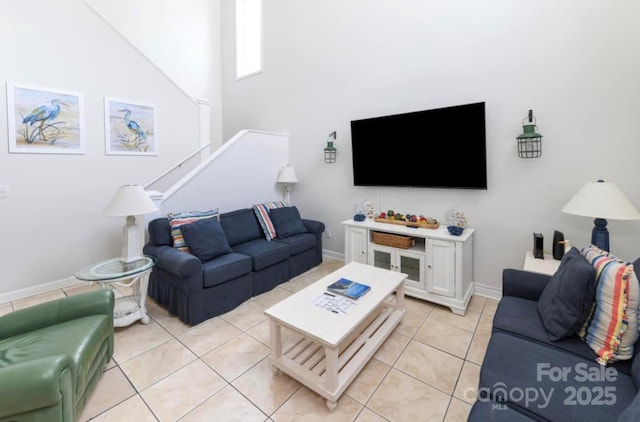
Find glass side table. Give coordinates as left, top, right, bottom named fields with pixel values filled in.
left=75, top=256, right=154, bottom=327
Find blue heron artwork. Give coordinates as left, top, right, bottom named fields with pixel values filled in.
left=105, top=98, right=156, bottom=155
left=7, top=83, right=85, bottom=154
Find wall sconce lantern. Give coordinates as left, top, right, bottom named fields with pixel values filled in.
left=324, top=131, right=337, bottom=163
left=517, top=109, right=543, bottom=159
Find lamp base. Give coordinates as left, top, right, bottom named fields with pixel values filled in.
left=591, top=218, right=609, bottom=252
left=121, top=215, right=143, bottom=263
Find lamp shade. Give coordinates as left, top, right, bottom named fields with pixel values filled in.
left=562, top=181, right=640, bottom=220
left=277, top=165, right=298, bottom=184
left=104, top=184, right=158, bottom=217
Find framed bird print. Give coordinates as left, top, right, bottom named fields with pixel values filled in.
left=105, top=98, right=157, bottom=156
left=7, top=82, right=85, bottom=154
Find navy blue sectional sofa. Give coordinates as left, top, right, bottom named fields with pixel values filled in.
left=143, top=207, right=324, bottom=325
left=469, top=269, right=640, bottom=421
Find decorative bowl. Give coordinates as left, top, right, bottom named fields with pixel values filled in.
left=447, top=225, right=464, bottom=236
left=353, top=213, right=366, bottom=222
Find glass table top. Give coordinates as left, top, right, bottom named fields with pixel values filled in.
left=75, top=256, right=154, bottom=282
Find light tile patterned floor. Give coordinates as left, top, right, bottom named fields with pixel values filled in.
left=3, top=258, right=497, bottom=421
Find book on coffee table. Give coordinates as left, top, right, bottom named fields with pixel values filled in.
left=327, top=278, right=371, bottom=300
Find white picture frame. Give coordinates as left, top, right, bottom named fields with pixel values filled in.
left=105, top=97, right=157, bottom=156
left=7, top=82, right=85, bottom=154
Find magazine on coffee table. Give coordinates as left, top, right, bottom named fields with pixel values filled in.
left=327, top=278, right=371, bottom=300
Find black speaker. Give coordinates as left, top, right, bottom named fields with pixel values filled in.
left=533, top=233, right=544, bottom=259
left=553, top=230, right=565, bottom=260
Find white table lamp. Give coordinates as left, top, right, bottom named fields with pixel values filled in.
left=277, top=164, right=298, bottom=205
left=562, top=180, right=640, bottom=252
left=104, top=184, right=159, bottom=263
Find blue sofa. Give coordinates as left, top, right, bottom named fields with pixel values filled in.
left=143, top=207, right=324, bottom=325
left=469, top=269, right=640, bottom=421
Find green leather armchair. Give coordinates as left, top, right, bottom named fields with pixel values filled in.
left=0, top=289, right=114, bottom=422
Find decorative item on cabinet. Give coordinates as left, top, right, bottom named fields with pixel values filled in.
left=445, top=207, right=467, bottom=236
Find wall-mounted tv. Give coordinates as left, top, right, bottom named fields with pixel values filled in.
left=350, top=102, right=487, bottom=190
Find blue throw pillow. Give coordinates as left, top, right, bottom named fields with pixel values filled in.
left=180, top=218, right=232, bottom=261
left=537, top=247, right=596, bottom=341
left=270, top=206, right=308, bottom=239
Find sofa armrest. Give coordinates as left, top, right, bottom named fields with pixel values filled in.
left=502, top=268, right=552, bottom=301
left=0, top=290, right=114, bottom=340
left=0, top=355, right=74, bottom=419
left=302, top=219, right=325, bottom=236
left=144, top=244, right=201, bottom=278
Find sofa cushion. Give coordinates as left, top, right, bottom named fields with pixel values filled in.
left=480, top=332, right=637, bottom=422
left=181, top=218, right=232, bottom=262
left=493, top=296, right=635, bottom=376
left=220, top=208, right=263, bottom=246
left=468, top=400, right=538, bottom=421
left=167, top=209, right=219, bottom=253
left=201, top=252, right=253, bottom=288
left=253, top=201, right=286, bottom=241
left=232, top=239, right=289, bottom=271
left=270, top=206, right=309, bottom=239
left=148, top=218, right=173, bottom=246
left=273, top=232, right=316, bottom=256
left=619, top=391, right=640, bottom=422
left=579, top=245, right=639, bottom=364
left=537, top=247, right=596, bottom=341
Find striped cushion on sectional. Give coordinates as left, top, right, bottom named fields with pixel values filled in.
left=578, top=245, right=639, bottom=364
left=167, top=209, right=219, bottom=253
left=252, top=201, right=286, bottom=241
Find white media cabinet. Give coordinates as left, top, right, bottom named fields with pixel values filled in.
left=342, top=218, right=474, bottom=315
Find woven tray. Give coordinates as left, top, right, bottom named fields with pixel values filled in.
left=374, top=218, right=440, bottom=229
left=372, top=231, right=415, bottom=249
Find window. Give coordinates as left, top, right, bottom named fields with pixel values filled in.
left=236, top=0, right=262, bottom=79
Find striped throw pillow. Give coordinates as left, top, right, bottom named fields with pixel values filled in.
left=578, top=245, right=639, bottom=364
left=167, top=209, right=219, bottom=253
left=252, top=201, right=286, bottom=241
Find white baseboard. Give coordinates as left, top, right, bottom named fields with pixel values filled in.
left=473, top=282, right=502, bottom=301
left=322, top=249, right=344, bottom=261
left=0, top=277, right=83, bottom=304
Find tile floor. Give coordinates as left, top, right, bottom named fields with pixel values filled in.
left=0, top=258, right=497, bottom=422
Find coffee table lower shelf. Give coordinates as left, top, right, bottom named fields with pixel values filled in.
left=269, top=302, right=405, bottom=411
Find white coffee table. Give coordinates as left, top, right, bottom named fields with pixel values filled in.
left=264, top=261, right=406, bottom=411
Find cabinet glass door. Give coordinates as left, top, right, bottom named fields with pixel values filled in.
left=372, top=249, right=392, bottom=271
left=399, top=255, right=421, bottom=282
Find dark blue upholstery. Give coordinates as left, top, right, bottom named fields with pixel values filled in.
left=148, top=217, right=173, bottom=247
left=619, top=392, right=640, bottom=421
left=202, top=252, right=252, bottom=288
left=143, top=207, right=324, bottom=325
left=479, top=332, right=636, bottom=421
left=467, top=400, right=539, bottom=421
left=232, top=239, right=289, bottom=271
left=537, top=248, right=596, bottom=340
left=219, top=208, right=263, bottom=245
left=470, top=268, right=640, bottom=421
left=270, top=206, right=308, bottom=238
left=181, top=218, right=233, bottom=261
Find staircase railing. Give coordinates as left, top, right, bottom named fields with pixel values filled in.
left=143, top=142, right=212, bottom=191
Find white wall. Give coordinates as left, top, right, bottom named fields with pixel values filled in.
left=0, top=0, right=206, bottom=296
left=85, top=0, right=224, bottom=150
left=221, top=0, right=640, bottom=291
left=161, top=130, right=290, bottom=215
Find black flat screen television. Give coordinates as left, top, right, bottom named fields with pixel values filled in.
left=350, top=101, right=487, bottom=189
